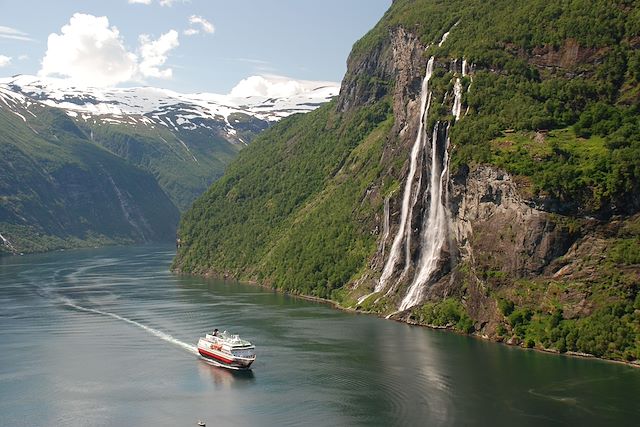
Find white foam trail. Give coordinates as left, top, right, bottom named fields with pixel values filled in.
left=63, top=300, right=198, bottom=355
left=377, top=57, right=435, bottom=292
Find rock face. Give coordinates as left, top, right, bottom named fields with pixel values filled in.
left=380, top=161, right=584, bottom=332
left=529, top=39, right=604, bottom=72
left=338, top=27, right=427, bottom=124
left=437, top=165, right=580, bottom=331
left=343, top=23, right=634, bottom=345
left=450, top=165, right=578, bottom=279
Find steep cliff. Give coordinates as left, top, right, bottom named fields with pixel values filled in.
left=174, top=0, right=640, bottom=362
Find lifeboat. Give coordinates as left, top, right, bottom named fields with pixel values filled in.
left=197, top=330, right=256, bottom=370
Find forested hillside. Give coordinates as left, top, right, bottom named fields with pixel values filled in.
left=0, top=105, right=179, bottom=253
left=174, top=0, right=639, bottom=362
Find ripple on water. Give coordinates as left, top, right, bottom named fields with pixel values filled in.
left=2, top=245, right=639, bottom=427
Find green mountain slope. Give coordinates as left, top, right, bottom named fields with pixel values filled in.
left=174, top=0, right=639, bottom=362
left=0, top=105, right=179, bottom=254
left=86, top=120, right=242, bottom=211
left=175, top=100, right=392, bottom=298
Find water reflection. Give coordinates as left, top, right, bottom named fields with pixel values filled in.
left=197, top=361, right=255, bottom=388
left=1, top=245, right=638, bottom=427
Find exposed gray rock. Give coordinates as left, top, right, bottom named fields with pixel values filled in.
left=450, top=165, right=578, bottom=278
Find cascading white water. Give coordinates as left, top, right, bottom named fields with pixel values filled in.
left=0, top=232, right=16, bottom=252
left=376, top=57, right=436, bottom=292
left=357, top=198, right=390, bottom=305
left=438, top=20, right=460, bottom=47
left=403, top=143, right=424, bottom=275
left=438, top=29, right=451, bottom=47
left=382, top=196, right=390, bottom=255
left=374, top=23, right=465, bottom=311
left=463, top=59, right=473, bottom=115
left=397, top=57, right=462, bottom=311
left=452, top=78, right=463, bottom=121
left=399, top=122, right=452, bottom=311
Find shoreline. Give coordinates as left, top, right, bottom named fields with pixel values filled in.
left=175, top=268, right=640, bottom=369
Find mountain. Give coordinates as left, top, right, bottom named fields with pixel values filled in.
left=173, top=0, right=640, bottom=363
left=0, top=76, right=338, bottom=254
left=0, top=101, right=179, bottom=253
left=1, top=75, right=339, bottom=140
left=0, top=75, right=339, bottom=210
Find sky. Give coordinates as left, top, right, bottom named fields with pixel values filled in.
left=0, top=0, right=391, bottom=95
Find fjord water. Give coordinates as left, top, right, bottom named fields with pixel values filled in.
left=1, top=246, right=638, bottom=426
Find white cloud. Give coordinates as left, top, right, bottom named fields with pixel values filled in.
left=0, top=25, right=33, bottom=42
left=138, top=30, right=179, bottom=79
left=128, top=0, right=152, bottom=4
left=0, top=55, right=11, bottom=67
left=39, top=13, right=180, bottom=86
left=159, top=0, right=185, bottom=6
left=40, top=13, right=137, bottom=86
left=229, top=75, right=338, bottom=98
left=184, top=15, right=214, bottom=36
left=18, top=54, right=29, bottom=61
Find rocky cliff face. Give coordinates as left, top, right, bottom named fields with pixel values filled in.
left=450, top=165, right=578, bottom=280
left=342, top=22, right=637, bottom=356
left=338, top=27, right=427, bottom=129
left=433, top=165, right=580, bottom=332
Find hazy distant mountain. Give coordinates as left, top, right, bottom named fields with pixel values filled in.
left=0, top=75, right=339, bottom=253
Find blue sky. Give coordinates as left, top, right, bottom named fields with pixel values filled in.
left=0, top=0, right=390, bottom=94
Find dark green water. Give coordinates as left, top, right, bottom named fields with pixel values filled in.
left=0, top=245, right=638, bottom=426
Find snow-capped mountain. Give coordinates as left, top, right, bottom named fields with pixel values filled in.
left=0, top=75, right=340, bottom=145
left=0, top=74, right=339, bottom=216
left=0, top=75, right=339, bottom=254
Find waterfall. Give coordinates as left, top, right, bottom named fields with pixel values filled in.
left=398, top=123, right=452, bottom=311
left=403, top=141, right=423, bottom=275
left=463, top=59, right=473, bottom=115
left=376, top=57, right=435, bottom=293
left=382, top=196, right=390, bottom=255
left=452, top=78, right=462, bottom=122
left=374, top=22, right=465, bottom=311
left=438, top=20, right=459, bottom=47
left=397, top=60, right=461, bottom=311
left=357, top=197, right=393, bottom=306
left=0, top=232, right=16, bottom=252
left=438, top=30, right=451, bottom=47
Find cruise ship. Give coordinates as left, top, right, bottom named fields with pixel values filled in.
left=197, top=330, right=256, bottom=370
